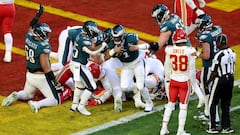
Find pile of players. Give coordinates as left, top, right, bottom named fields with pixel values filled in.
left=1, top=1, right=236, bottom=134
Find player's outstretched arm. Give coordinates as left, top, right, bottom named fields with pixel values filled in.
left=29, top=4, right=44, bottom=28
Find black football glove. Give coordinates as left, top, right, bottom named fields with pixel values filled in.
left=149, top=42, right=159, bottom=51
left=30, top=4, right=44, bottom=28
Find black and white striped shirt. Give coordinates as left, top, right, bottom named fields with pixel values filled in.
left=210, top=48, right=236, bottom=77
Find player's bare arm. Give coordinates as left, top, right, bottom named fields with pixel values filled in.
left=158, top=31, right=171, bottom=49
left=199, top=42, right=210, bottom=60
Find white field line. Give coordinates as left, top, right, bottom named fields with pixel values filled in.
left=73, top=80, right=240, bottom=135
left=72, top=104, right=165, bottom=135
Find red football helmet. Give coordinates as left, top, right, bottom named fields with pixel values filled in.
left=88, top=62, right=101, bottom=78
left=173, top=29, right=188, bottom=44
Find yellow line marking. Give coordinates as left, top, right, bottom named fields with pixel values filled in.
left=0, top=43, right=25, bottom=56
left=15, top=0, right=159, bottom=42
left=207, top=0, right=240, bottom=12
left=0, top=43, right=57, bottom=62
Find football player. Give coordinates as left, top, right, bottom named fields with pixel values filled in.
left=0, top=0, right=15, bottom=62
left=160, top=29, right=196, bottom=135
left=69, top=21, right=107, bottom=116
left=194, top=14, right=221, bottom=122
left=106, top=24, right=154, bottom=112
left=1, top=5, right=67, bottom=113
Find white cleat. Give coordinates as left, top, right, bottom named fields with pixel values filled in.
left=176, top=131, right=191, bottom=135
left=134, top=101, right=146, bottom=109
left=160, top=128, right=169, bottom=135
left=70, top=103, right=78, bottom=112
left=114, top=97, right=122, bottom=112
left=3, top=51, right=12, bottom=63
left=193, top=113, right=209, bottom=121
left=1, top=91, right=17, bottom=106
left=77, top=104, right=91, bottom=116
left=144, top=101, right=153, bottom=112
left=28, top=100, right=39, bottom=113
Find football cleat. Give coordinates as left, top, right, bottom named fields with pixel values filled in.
left=144, top=101, right=153, bottom=112
left=193, top=113, right=209, bottom=121
left=134, top=100, right=146, bottom=109
left=221, top=127, right=234, bottom=133
left=70, top=103, right=78, bottom=112
left=176, top=131, right=191, bottom=135
left=3, top=51, right=12, bottom=63
left=76, top=104, right=91, bottom=116
left=28, top=100, right=39, bottom=113
left=114, top=97, right=122, bottom=112
left=206, top=128, right=219, bottom=134
left=160, top=128, right=169, bottom=135
left=1, top=91, right=17, bottom=106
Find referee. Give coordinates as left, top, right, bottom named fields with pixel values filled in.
left=205, top=34, right=236, bottom=134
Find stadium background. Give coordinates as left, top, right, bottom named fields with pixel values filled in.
left=0, top=0, right=239, bottom=135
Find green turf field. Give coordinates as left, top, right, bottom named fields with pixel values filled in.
left=86, top=86, right=240, bottom=135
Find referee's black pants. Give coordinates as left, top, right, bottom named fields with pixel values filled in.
left=209, top=74, right=234, bottom=129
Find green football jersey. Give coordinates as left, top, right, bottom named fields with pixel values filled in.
left=25, top=32, right=52, bottom=72
left=108, top=33, right=139, bottom=62
left=160, top=14, right=186, bottom=46
left=71, top=33, right=92, bottom=65
left=196, top=25, right=222, bottom=67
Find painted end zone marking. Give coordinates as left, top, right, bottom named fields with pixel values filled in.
left=207, top=0, right=240, bottom=12
left=14, top=0, right=158, bottom=42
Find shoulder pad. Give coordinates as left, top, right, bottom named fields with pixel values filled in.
left=198, top=34, right=208, bottom=41
left=43, top=48, right=51, bottom=54
left=160, top=26, right=168, bottom=32
left=82, top=40, right=91, bottom=46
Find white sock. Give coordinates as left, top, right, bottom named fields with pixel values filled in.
left=4, top=33, right=13, bottom=52
left=79, top=90, right=92, bottom=105
left=162, top=102, right=175, bottom=129
left=178, top=103, right=188, bottom=132
left=72, top=89, right=82, bottom=104
left=17, top=91, right=30, bottom=100
left=37, top=97, right=58, bottom=109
